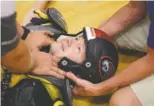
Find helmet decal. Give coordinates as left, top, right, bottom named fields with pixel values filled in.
left=84, top=27, right=114, bottom=43
left=99, top=56, right=114, bottom=80
left=85, top=27, right=96, bottom=41
left=102, top=60, right=110, bottom=73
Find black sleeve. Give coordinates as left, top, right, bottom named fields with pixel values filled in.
left=1, top=12, right=19, bottom=56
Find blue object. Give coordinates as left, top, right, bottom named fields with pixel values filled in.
left=147, top=1, right=154, bottom=49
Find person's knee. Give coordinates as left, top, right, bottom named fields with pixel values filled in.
left=109, top=86, right=142, bottom=106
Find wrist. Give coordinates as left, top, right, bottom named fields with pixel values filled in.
left=94, top=83, right=106, bottom=96
left=92, top=84, right=102, bottom=96
left=17, top=22, right=24, bottom=37
left=99, top=22, right=118, bottom=37
left=95, top=79, right=118, bottom=96
left=99, top=24, right=111, bottom=36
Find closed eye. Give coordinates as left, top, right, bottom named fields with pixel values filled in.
left=78, top=46, right=81, bottom=52
left=75, top=37, right=79, bottom=41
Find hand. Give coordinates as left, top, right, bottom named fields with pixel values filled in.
left=31, top=51, right=66, bottom=79
left=25, top=30, right=54, bottom=51
left=66, top=72, right=99, bottom=96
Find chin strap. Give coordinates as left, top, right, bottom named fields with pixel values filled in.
left=58, top=57, right=90, bottom=75
left=58, top=57, right=115, bottom=83
left=58, top=57, right=99, bottom=83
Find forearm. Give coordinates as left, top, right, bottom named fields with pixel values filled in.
left=96, top=48, right=154, bottom=95
left=99, top=1, right=147, bottom=36
left=2, top=40, right=34, bottom=73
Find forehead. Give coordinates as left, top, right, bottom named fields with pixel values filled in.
left=57, top=35, right=85, bottom=42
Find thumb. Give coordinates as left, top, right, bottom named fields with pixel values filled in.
left=66, top=72, right=83, bottom=87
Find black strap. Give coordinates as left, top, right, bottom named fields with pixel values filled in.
left=1, top=68, right=12, bottom=105
left=21, top=26, right=30, bottom=40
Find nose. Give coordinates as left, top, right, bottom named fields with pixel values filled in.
left=66, top=38, right=73, bottom=47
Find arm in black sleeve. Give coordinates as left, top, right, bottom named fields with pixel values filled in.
left=1, top=1, right=34, bottom=73
left=1, top=13, right=19, bottom=56
left=1, top=1, right=19, bottom=56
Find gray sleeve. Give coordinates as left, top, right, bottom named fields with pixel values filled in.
left=1, top=1, right=19, bottom=56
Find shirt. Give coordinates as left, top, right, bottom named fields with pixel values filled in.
left=147, top=1, right=154, bottom=49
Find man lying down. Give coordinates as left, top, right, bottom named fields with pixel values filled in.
left=24, top=8, right=119, bottom=83
left=5, top=7, right=118, bottom=106
left=51, top=27, right=119, bottom=82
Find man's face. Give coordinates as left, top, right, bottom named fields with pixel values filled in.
left=51, top=36, right=86, bottom=63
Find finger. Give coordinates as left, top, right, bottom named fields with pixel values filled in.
left=47, top=70, right=65, bottom=79
left=38, top=38, right=52, bottom=49
left=52, top=61, right=58, bottom=67
left=66, top=72, right=82, bottom=85
left=51, top=66, right=67, bottom=76
left=72, top=87, right=84, bottom=96
left=52, top=56, right=61, bottom=63
left=72, top=87, right=79, bottom=95
left=67, top=73, right=89, bottom=87
left=51, top=57, right=58, bottom=67
left=31, top=46, right=40, bottom=52
left=42, top=38, right=52, bottom=46
left=32, top=67, right=64, bottom=79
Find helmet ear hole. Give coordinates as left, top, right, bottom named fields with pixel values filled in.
left=85, top=62, right=92, bottom=68
left=99, top=56, right=115, bottom=81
